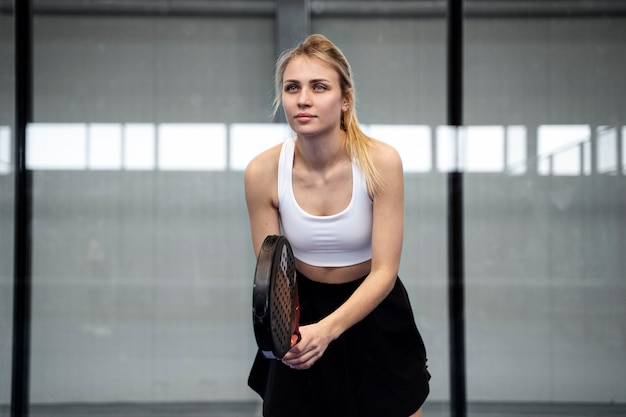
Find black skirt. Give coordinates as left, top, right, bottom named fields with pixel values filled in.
left=248, top=272, right=430, bottom=417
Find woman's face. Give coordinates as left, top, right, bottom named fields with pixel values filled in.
left=281, top=56, right=349, bottom=139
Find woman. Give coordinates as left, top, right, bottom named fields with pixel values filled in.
left=245, top=34, right=430, bottom=417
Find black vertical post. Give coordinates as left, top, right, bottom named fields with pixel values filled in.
left=447, top=1, right=467, bottom=417
left=447, top=171, right=466, bottom=417
left=448, top=0, right=463, bottom=128
left=12, top=0, right=33, bottom=416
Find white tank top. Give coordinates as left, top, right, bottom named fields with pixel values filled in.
left=278, top=138, right=373, bottom=267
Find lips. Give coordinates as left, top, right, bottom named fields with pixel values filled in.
left=295, top=113, right=315, bottom=120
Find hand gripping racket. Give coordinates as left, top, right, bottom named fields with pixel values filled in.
left=252, top=235, right=301, bottom=359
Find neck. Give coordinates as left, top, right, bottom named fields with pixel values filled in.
left=294, top=130, right=348, bottom=171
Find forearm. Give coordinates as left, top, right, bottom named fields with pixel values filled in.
left=320, top=269, right=397, bottom=341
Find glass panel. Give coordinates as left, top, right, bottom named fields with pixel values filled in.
left=29, top=13, right=274, bottom=412
left=464, top=10, right=626, bottom=413
left=313, top=16, right=450, bottom=414
left=0, top=7, right=14, bottom=417
left=18, top=2, right=625, bottom=416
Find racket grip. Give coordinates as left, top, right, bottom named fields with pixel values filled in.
left=291, top=302, right=301, bottom=347
left=291, top=331, right=302, bottom=347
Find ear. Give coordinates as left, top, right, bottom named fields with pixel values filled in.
left=341, top=96, right=352, bottom=112
left=342, top=90, right=352, bottom=112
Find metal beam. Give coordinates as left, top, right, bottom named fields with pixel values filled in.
left=276, top=0, right=310, bottom=53
left=311, top=1, right=626, bottom=18
left=311, top=0, right=446, bottom=17
left=2, top=0, right=625, bottom=18
left=465, top=0, right=626, bottom=18
left=0, top=0, right=276, bottom=17
left=273, top=0, right=310, bottom=122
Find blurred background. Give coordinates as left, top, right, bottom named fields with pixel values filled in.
left=1, top=1, right=625, bottom=416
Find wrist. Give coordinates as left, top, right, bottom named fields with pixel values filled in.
left=320, top=314, right=345, bottom=342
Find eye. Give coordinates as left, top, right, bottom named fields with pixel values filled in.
left=313, top=84, right=327, bottom=92
left=284, top=84, right=299, bottom=92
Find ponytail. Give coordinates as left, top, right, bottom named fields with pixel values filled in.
left=342, top=103, right=384, bottom=198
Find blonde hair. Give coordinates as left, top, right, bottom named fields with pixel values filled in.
left=273, top=34, right=384, bottom=197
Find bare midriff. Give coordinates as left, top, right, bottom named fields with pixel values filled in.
left=295, top=259, right=371, bottom=284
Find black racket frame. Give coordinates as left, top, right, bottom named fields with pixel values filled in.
left=252, top=235, right=300, bottom=359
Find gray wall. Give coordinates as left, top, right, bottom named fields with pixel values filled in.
left=0, top=13, right=15, bottom=412
left=0, top=12, right=625, bottom=406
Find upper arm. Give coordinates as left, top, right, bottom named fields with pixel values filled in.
left=370, top=140, right=404, bottom=278
left=244, top=146, right=282, bottom=256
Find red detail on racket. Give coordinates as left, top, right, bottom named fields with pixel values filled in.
left=252, top=235, right=301, bottom=359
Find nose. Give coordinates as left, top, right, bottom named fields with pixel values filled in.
left=297, top=88, right=311, bottom=108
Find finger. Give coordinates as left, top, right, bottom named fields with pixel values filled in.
left=281, top=351, right=308, bottom=368
left=283, top=344, right=304, bottom=360
left=290, top=357, right=315, bottom=370
left=288, top=350, right=319, bottom=368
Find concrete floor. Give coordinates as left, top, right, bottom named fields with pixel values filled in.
left=3, top=401, right=621, bottom=417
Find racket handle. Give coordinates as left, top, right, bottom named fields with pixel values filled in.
left=291, top=302, right=301, bottom=347
left=291, top=331, right=301, bottom=347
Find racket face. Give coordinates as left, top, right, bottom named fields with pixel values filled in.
left=253, top=235, right=298, bottom=359
left=270, top=240, right=298, bottom=356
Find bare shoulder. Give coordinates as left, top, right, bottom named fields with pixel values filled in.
left=244, top=143, right=282, bottom=184
left=244, top=142, right=285, bottom=211
left=369, top=138, right=403, bottom=173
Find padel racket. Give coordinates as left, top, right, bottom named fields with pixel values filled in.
left=252, top=235, right=301, bottom=359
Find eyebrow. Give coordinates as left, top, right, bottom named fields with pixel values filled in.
left=283, top=78, right=331, bottom=85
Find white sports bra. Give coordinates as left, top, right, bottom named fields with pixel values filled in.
left=278, top=138, right=373, bottom=267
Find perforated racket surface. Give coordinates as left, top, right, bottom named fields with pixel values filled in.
left=253, top=235, right=300, bottom=359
